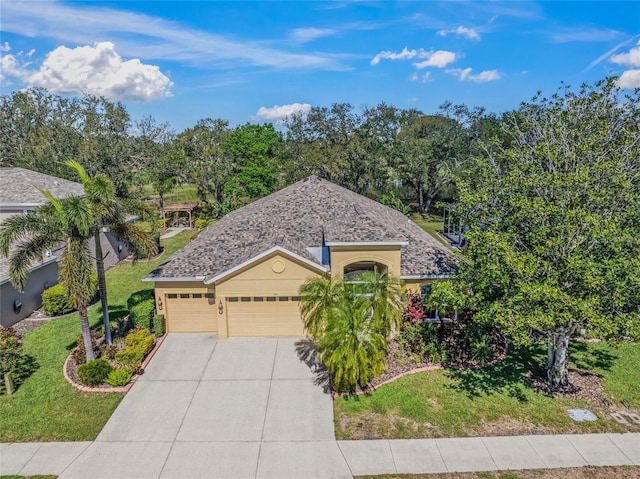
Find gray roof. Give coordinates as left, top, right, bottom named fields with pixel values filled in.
left=0, top=168, right=84, bottom=206
left=147, top=175, right=456, bottom=282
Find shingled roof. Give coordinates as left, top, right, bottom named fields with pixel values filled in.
left=147, top=175, right=456, bottom=282
left=0, top=168, right=84, bottom=206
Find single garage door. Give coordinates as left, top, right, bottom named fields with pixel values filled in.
left=226, top=296, right=303, bottom=337
left=166, top=293, right=217, bottom=332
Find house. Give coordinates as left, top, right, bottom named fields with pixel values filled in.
left=145, top=175, right=456, bottom=338
left=0, top=168, right=129, bottom=328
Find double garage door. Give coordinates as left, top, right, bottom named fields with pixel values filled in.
left=165, top=293, right=303, bottom=337
left=226, top=296, right=303, bottom=337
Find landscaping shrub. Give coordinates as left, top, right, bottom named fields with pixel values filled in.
left=41, top=284, right=74, bottom=316
left=153, top=314, right=165, bottom=337
left=105, top=368, right=133, bottom=387
left=397, top=319, right=501, bottom=367
left=77, top=359, right=113, bottom=387
left=194, top=218, right=207, bottom=229
left=41, top=275, right=98, bottom=316
left=115, top=328, right=155, bottom=371
left=127, top=290, right=155, bottom=330
left=0, top=328, right=38, bottom=394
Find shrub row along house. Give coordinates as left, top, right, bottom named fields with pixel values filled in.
left=146, top=175, right=456, bottom=337
left=0, top=168, right=129, bottom=327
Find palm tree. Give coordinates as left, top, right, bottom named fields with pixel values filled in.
left=0, top=192, right=97, bottom=362
left=65, top=160, right=158, bottom=344
left=299, top=270, right=405, bottom=392
left=299, top=274, right=344, bottom=338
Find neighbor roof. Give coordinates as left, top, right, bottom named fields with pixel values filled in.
left=0, top=168, right=85, bottom=206
left=147, top=175, right=456, bottom=282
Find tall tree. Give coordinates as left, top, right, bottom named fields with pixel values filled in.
left=179, top=118, right=232, bottom=208
left=65, top=160, right=158, bottom=344
left=455, top=78, right=640, bottom=387
left=0, top=194, right=98, bottom=362
left=223, top=123, right=280, bottom=199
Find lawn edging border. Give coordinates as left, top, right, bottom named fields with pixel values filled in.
left=63, top=332, right=167, bottom=393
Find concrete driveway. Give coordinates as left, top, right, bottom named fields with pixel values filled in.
left=59, top=334, right=352, bottom=479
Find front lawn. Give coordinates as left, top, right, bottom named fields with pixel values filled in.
left=0, top=232, right=194, bottom=442
left=335, top=341, right=640, bottom=439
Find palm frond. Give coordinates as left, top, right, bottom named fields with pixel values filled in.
left=58, top=237, right=95, bottom=309
left=7, top=233, right=61, bottom=291
left=64, top=159, right=90, bottom=184
left=108, top=221, right=159, bottom=260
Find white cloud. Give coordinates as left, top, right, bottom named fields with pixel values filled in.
left=413, top=50, right=457, bottom=69
left=617, top=69, right=640, bottom=89
left=438, top=26, right=480, bottom=41
left=254, top=103, right=312, bottom=123
left=1, top=42, right=11, bottom=52
left=610, top=41, right=640, bottom=67
left=290, top=28, right=336, bottom=43
left=608, top=40, right=640, bottom=89
left=372, top=48, right=457, bottom=68
left=3, top=42, right=173, bottom=102
left=371, top=47, right=419, bottom=65
left=447, top=67, right=501, bottom=82
left=410, top=71, right=431, bottom=83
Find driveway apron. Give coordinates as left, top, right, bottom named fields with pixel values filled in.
left=59, top=334, right=352, bottom=479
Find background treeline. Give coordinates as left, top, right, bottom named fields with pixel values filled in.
left=0, top=87, right=504, bottom=217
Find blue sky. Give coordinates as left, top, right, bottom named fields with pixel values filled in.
left=1, top=1, right=639, bottom=131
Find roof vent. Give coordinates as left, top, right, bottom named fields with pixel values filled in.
left=54, top=180, right=60, bottom=187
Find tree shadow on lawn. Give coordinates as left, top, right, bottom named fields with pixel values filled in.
left=569, top=341, right=618, bottom=373
left=448, top=341, right=619, bottom=400
left=446, top=345, right=545, bottom=399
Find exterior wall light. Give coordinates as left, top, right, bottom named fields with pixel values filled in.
left=157, top=296, right=163, bottom=311
left=13, top=299, right=22, bottom=314
left=218, top=300, right=224, bottom=315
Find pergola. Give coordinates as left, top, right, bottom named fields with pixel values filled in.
left=161, top=204, right=196, bottom=228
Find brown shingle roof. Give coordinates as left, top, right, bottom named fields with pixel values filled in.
left=147, top=176, right=456, bottom=281
left=0, top=168, right=84, bottom=206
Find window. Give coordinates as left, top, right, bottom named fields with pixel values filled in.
left=254, top=297, right=264, bottom=302
left=241, top=297, right=251, bottom=302
left=204, top=293, right=214, bottom=299
left=167, top=294, right=178, bottom=299
left=192, top=293, right=202, bottom=299
left=290, top=296, right=300, bottom=302
left=180, top=293, right=190, bottom=299
left=278, top=296, right=289, bottom=301
left=228, top=297, right=239, bottom=302
left=266, top=297, right=276, bottom=302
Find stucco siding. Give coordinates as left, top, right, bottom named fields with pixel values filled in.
left=1, top=262, right=58, bottom=328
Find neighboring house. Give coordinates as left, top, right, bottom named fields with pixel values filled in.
left=146, top=175, right=456, bottom=338
left=0, top=167, right=129, bottom=328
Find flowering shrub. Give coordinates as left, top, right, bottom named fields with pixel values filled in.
left=403, top=294, right=425, bottom=324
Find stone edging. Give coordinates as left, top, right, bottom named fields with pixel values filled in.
left=63, top=333, right=167, bottom=393
left=333, top=332, right=509, bottom=398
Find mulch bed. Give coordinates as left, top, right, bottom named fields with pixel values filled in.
left=524, top=365, right=606, bottom=402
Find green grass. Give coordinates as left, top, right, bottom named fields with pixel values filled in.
left=0, top=231, right=194, bottom=442
left=411, top=213, right=451, bottom=248
left=142, top=183, right=201, bottom=205
left=335, top=341, right=640, bottom=439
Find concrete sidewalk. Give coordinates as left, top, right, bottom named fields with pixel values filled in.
left=2, top=433, right=638, bottom=478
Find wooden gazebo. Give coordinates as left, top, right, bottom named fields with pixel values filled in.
left=161, top=204, right=196, bottom=228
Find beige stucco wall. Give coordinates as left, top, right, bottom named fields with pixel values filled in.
left=329, top=245, right=402, bottom=279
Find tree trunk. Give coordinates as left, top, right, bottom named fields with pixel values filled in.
left=418, top=182, right=425, bottom=213
left=546, top=330, right=570, bottom=388
left=79, top=305, right=95, bottom=362
left=94, top=230, right=112, bottom=344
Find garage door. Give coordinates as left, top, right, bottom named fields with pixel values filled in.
left=166, top=293, right=217, bottom=332
left=226, top=296, right=303, bottom=337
